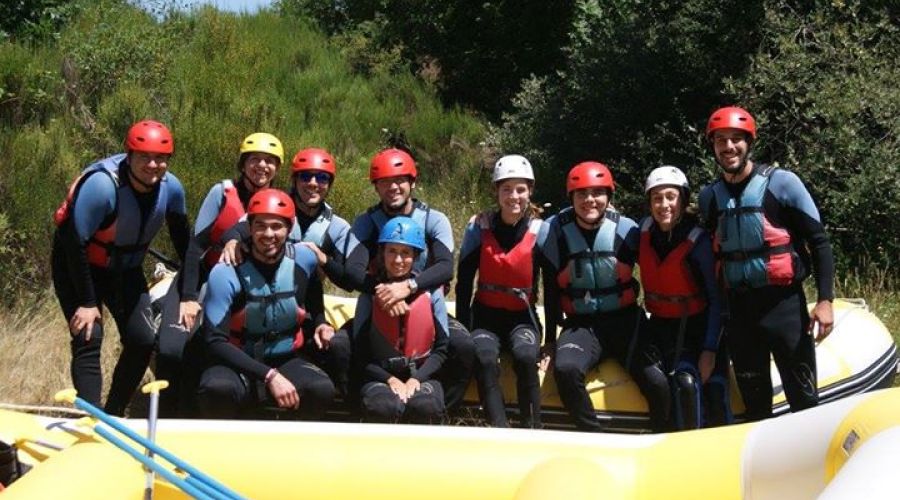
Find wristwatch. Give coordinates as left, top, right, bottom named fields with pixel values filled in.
left=407, top=278, right=418, bottom=294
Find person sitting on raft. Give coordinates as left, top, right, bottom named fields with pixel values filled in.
left=195, top=189, right=334, bottom=419
left=352, top=216, right=449, bottom=423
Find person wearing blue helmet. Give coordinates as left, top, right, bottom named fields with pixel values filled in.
left=351, top=216, right=449, bottom=423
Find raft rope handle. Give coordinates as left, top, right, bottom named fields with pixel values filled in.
left=54, top=389, right=245, bottom=500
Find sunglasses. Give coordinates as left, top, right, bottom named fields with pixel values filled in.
left=296, top=171, right=332, bottom=184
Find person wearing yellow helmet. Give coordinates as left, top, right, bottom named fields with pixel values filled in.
left=155, top=132, right=296, bottom=417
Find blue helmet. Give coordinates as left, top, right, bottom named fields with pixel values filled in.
left=378, top=216, right=426, bottom=251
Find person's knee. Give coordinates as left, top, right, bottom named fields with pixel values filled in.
left=304, top=376, right=336, bottom=407
left=361, top=385, right=402, bottom=422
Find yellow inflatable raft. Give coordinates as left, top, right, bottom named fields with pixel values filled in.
left=2, top=388, right=900, bottom=499
left=322, top=294, right=898, bottom=430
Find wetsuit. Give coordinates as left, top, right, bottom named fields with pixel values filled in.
left=345, top=200, right=475, bottom=411
left=51, top=154, right=189, bottom=416
left=455, top=211, right=556, bottom=428
left=699, top=163, right=834, bottom=421
left=545, top=207, right=670, bottom=432
left=638, top=214, right=732, bottom=429
left=195, top=244, right=335, bottom=419
left=218, top=200, right=360, bottom=398
left=353, top=287, right=449, bottom=423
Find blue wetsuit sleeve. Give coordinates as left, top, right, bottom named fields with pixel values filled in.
left=345, top=213, right=377, bottom=293
left=322, top=217, right=357, bottom=292
left=416, top=210, right=454, bottom=291
left=180, top=184, right=226, bottom=300
left=535, top=220, right=560, bottom=345
left=68, top=172, right=118, bottom=306
left=203, top=265, right=271, bottom=380
left=768, top=170, right=835, bottom=301
left=688, top=230, right=722, bottom=352
left=163, top=174, right=189, bottom=263
left=617, top=216, right=640, bottom=266
left=414, top=291, right=449, bottom=381
left=294, top=244, right=327, bottom=329
left=541, top=216, right=564, bottom=341
left=454, top=219, right=481, bottom=329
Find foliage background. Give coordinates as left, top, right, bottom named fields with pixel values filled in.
left=0, top=0, right=897, bottom=404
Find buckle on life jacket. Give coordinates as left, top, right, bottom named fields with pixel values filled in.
left=383, top=356, right=418, bottom=378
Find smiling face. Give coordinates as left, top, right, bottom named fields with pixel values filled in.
left=374, top=175, right=414, bottom=214
left=293, top=171, right=332, bottom=211
left=712, top=128, right=753, bottom=177
left=249, top=214, right=289, bottom=263
left=241, top=152, right=280, bottom=190
left=127, top=151, right=170, bottom=192
left=382, top=242, right=416, bottom=279
left=496, top=178, right=532, bottom=224
left=649, top=186, right=683, bottom=231
left=571, top=187, right=609, bottom=227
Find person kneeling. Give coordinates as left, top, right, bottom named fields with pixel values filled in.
left=353, top=216, right=448, bottom=424
left=195, top=189, right=334, bottom=419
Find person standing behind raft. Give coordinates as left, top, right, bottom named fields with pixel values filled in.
left=353, top=216, right=448, bottom=423
left=699, top=106, right=834, bottom=421
left=195, top=189, right=334, bottom=419
left=455, top=155, right=556, bottom=428
left=639, top=166, right=732, bottom=429
left=545, top=161, right=670, bottom=432
left=52, top=120, right=190, bottom=416
left=156, top=132, right=288, bottom=416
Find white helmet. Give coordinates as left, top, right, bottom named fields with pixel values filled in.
left=492, top=154, right=535, bottom=183
left=645, top=165, right=689, bottom=193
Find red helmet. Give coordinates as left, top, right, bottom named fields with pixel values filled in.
left=291, top=148, right=336, bottom=176
left=125, top=120, right=174, bottom=154
left=369, top=148, right=417, bottom=182
left=247, top=189, right=295, bottom=220
left=706, top=106, right=757, bottom=140
left=566, top=161, right=614, bottom=196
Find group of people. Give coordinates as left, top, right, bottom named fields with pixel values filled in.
left=51, top=105, right=834, bottom=432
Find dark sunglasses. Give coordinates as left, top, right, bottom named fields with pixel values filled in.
left=296, top=171, right=332, bottom=184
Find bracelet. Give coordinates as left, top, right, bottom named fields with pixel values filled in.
left=264, top=368, right=278, bottom=384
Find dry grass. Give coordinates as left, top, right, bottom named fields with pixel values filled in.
left=0, top=291, right=153, bottom=413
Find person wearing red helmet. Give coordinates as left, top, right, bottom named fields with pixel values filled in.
left=154, top=132, right=292, bottom=416
left=195, top=189, right=334, bottom=418
left=344, top=147, right=475, bottom=414
left=544, top=161, right=670, bottom=432
left=51, top=119, right=190, bottom=416
left=699, top=106, right=834, bottom=421
left=217, top=147, right=360, bottom=401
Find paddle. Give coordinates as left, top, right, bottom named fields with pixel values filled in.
left=54, top=389, right=245, bottom=500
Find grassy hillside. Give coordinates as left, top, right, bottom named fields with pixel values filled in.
left=0, top=1, right=493, bottom=303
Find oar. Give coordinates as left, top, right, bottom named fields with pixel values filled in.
left=54, top=390, right=245, bottom=500
left=148, top=248, right=180, bottom=271
left=142, top=381, right=168, bottom=500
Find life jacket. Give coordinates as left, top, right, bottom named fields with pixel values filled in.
left=474, top=212, right=542, bottom=311
left=365, top=201, right=431, bottom=273
left=204, top=180, right=245, bottom=269
left=557, top=208, right=637, bottom=315
left=638, top=218, right=707, bottom=318
left=711, top=165, right=796, bottom=289
left=369, top=291, right=435, bottom=370
left=302, top=202, right=334, bottom=249
left=53, top=154, right=169, bottom=269
left=228, top=246, right=307, bottom=361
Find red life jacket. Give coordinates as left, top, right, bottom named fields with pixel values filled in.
left=204, top=180, right=245, bottom=268
left=371, top=291, right=435, bottom=364
left=638, top=218, right=707, bottom=318
left=474, top=212, right=542, bottom=311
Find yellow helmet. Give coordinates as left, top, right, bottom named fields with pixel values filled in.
left=239, top=133, right=284, bottom=164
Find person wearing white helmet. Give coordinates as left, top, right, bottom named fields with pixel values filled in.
left=455, top=155, right=556, bottom=428
left=639, top=165, right=731, bottom=429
